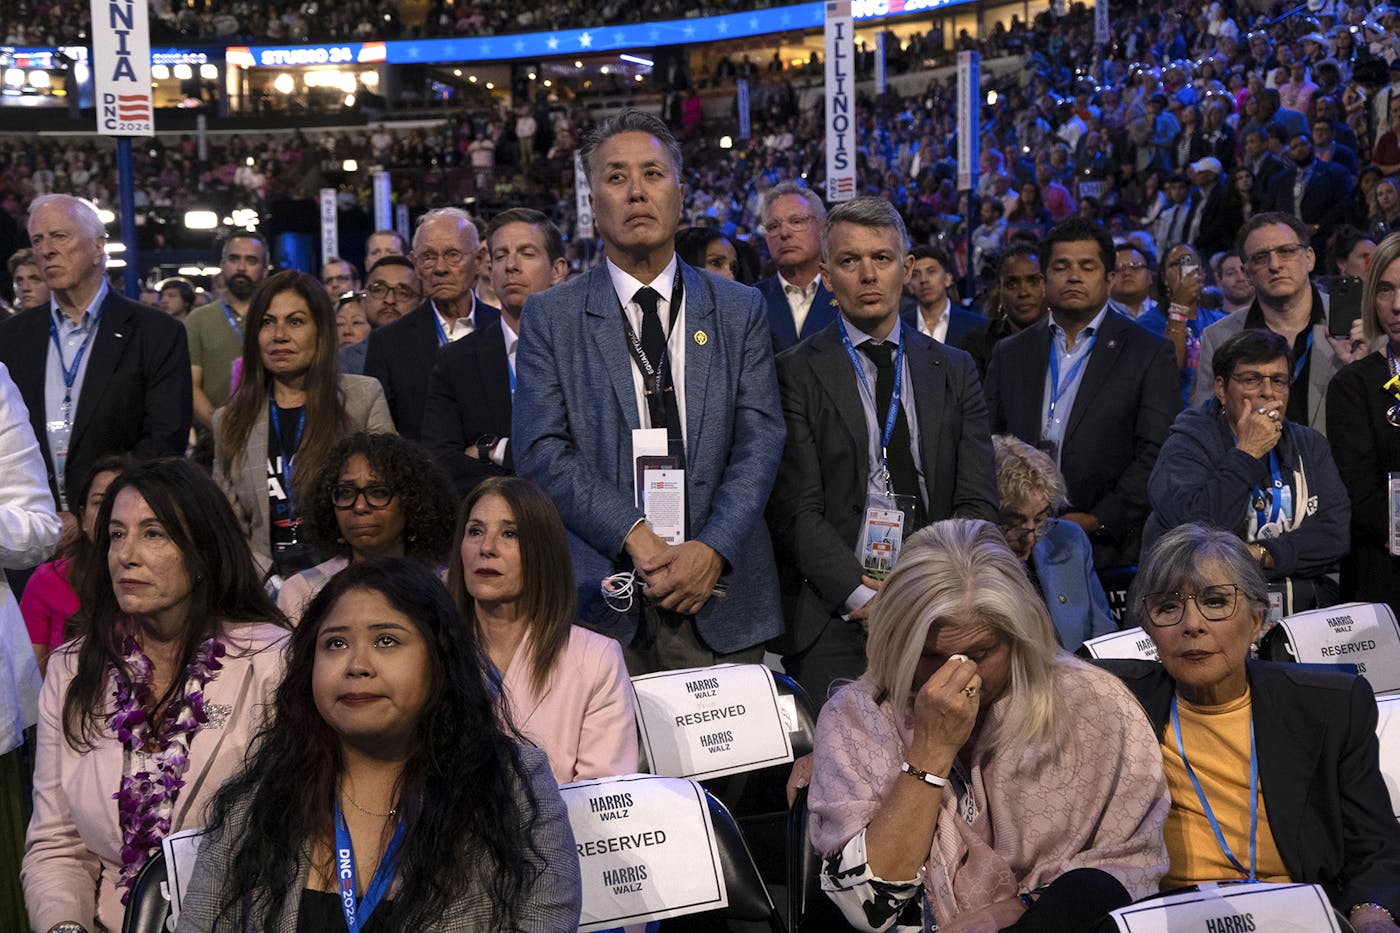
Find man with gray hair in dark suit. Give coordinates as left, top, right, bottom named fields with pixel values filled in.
left=513, top=108, right=785, bottom=674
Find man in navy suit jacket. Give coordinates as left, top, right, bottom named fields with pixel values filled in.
left=898, top=243, right=985, bottom=346
left=363, top=209, right=498, bottom=440
left=0, top=194, right=190, bottom=513
left=421, top=208, right=568, bottom=495
left=1266, top=133, right=1354, bottom=253
left=514, top=109, right=784, bottom=672
left=755, top=180, right=838, bottom=351
left=984, top=219, right=1180, bottom=569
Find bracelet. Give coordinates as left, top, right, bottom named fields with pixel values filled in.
left=1351, top=903, right=1396, bottom=924
left=49, top=924, right=88, bottom=933
left=900, top=761, right=950, bottom=787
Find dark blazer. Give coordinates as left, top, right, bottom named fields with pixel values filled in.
left=1187, top=180, right=1229, bottom=258
left=363, top=296, right=499, bottom=441
left=984, top=309, right=1181, bottom=567
left=1249, top=153, right=1290, bottom=211
left=0, top=291, right=191, bottom=507
left=421, top=319, right=514, bottom=496
left=768, top=321, right=999, bottom=655
left=1264, top=159, right=1353, bottom=250
left=898, top=302, right=986, bottom=348
left=1318, top=141, right=1360, bottom=179
left=1326, top=352, right=1400, bottom=616
left=756, top=275, right=837, bottom=352
left=1097, top=659, right=1400, bottom=917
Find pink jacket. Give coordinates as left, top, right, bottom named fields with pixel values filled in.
left=499, top=625, right=638, bottom=785
left=22, top=623, right=287, bottom=933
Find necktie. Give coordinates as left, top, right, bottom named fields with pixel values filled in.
left=859, top=341, right=924, bottom=522
left=633, top=286, right=684, bottom=447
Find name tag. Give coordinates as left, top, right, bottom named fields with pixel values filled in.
left=634, top=428, right=684, bottom=544
left=858, top=508, right=904, bottom=581
left=1109, top=882, right=1341, bottom=933
left=562, top=774, right=728, bottom=931
left=631, top=663, right=794, bottom=781
left=1083, top=627, right=1159, bottom=661
left=1278, top=602, right=1400, bottom=694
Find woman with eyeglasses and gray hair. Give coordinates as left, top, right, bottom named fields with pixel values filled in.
left=1143, top=328, right=1350, bottom=614
left=1098, top=523, right=1400, bottom=932
left=993, top=435, right=1115, bottom=651
left=808, top=519, right=1169, bottom=933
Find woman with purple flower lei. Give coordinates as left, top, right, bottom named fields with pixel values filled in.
left=21, top=459, right=288, bottom=933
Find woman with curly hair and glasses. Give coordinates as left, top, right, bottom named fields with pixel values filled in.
left=175, top=558, right=581, bottom=932
left=277, top=433, right=456, bottom=625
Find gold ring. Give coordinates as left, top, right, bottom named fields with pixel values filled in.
left=963, top=685, right=978, bottom=698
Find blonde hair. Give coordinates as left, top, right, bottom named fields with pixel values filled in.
left=1362, top=231, right=1400, bottom=344
left=992, top=434, right=1068, bottom=512
left=861, top=519, right=1080, bottom=756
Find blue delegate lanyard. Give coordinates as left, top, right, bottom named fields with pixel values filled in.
left=221, top=302, right=244, bottom=339
left=836, top=316, right=904, bottom=494
left=1171, top=695, right=1258, bottom=882
left=1293, top=330, right=1313, bottom=384
left=433, top=313, right=449, bottom=347
left=269, top=398, right=305, bottom=505
left=48, top=313, right=99, bottom=412
left=507, top=357, right=516, bottom=395
left=1253, top=451, right=1284, bottom=526
left=1046, top=331, right=1097, bottom=422
left=334, top=803, right=406, bottom=933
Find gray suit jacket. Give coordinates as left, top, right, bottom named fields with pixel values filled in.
left=173, top=745, right=582, bottom=932
left=513, top=260, right=785, bottom=653
left=1190, top=294, right=1347, bottom=436
left=212, top=374, right=396, bottom=560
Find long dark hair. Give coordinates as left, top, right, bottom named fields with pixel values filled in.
left=446, top=477, right=576, bottom=695
left=204, top=559, right=542, bottom=930
left=62, top=453, right=137, bottom=641
left=63, top=459, right=285, bottom=749
left=216, top=270, right=349, bottom=506
left=300, top=433, right=456, bottom=563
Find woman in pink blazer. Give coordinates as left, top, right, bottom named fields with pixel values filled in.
left=22, top=460, right=287, bottom=933
left=447, top=477, right=637, bottom=784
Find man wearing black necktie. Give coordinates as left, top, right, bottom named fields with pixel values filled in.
left=767, top=196, right=999, bottom=705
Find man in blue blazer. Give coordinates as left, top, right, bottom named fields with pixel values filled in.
left=756, top=180, right=838, bottom=351
left=514, top=109, right=784, bottom=673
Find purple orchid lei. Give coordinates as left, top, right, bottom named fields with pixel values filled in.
left=110, top=630, right=226, bottom=902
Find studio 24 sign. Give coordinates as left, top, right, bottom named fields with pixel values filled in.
left=91, top=0, right=154, bottom=136
left=632, top=663, right=794, bottom=780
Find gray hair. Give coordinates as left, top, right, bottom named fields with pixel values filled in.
left=413, top=207, right=480, bottom=250
left=1132, top=523, right=1270, bottom=626
left=823, top=196, right=909, bottom=262
left=862, top=518, right=1080, bottom=756
left=28, top=193, right=107, bottom=239
left=760, top=181, right=827, bottom=226
left=578, top=108, right=683, bottom=186
left=992, top=435, right=1068, bottom=512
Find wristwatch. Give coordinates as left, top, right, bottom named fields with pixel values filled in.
left=475, top=435, right=499, bottom=461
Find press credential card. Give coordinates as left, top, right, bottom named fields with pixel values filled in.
left=859, top=508, right=904, bottom=581
left=562, top=774, right=727, bottom=931
left=631, top=663, right=794, bottom=780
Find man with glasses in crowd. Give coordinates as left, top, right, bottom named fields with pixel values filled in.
left=320, top=257, right=360, bottom=298
left=363, top=207, right=498, bottom=439
left=756, top=180, right=836, bottom=351
left=1193, top=213, right=1369, bottom=436
left=341, top=255, right=422, bottom=375
left=1108, top=242, right=1158, bottom=321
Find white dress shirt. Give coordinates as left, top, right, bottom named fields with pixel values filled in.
left=606, top=255, right=688, bottom=447
left=914, top=298, right=951, bottom=343
left=779, top=272, right=820, bottom=338
left=433, top=297, right=479, bottom=342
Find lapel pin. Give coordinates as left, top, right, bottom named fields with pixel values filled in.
left=694, top=330, right=708, bottom=346
left=1107, top=339, right=1117, bottom=349
left=114, top=332, right=124, bottom=338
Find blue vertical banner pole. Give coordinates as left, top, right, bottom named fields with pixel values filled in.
left=116, top=137, right=140, bottom=298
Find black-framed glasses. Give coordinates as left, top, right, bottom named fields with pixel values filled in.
left=997, top=514, right=1057, bottom=540
left=331, top=483, right=395, bottom=509
left=1141, top=584, right=1241, bottom=627
left=366, top=282, right=420, bottom=302
left=1228, top=371, right=1291, bottom=390
left=1243, top=242, right=1307, bottom=269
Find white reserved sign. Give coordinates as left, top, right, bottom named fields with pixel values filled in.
left=1375, top=694, right=1400, bottom=818
left=632, top=663, right=794, bottom=780
left=562, top=774, right=726, bottom=931
left=1109, top=882, right=1341, bottom=932
left=161, top=825, right=207, bottom=926
left=1084, top=627, right=1158, bottom=661
left=1277, top=602, right=1400, bottom=694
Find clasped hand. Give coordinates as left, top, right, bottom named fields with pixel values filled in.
left=629, top=526, right=723, bottom=616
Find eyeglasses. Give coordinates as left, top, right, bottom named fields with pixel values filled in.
left=366, top=281, right=420, bottom=302
left=330, top=483, right=395, bottom=509
left=1229, top=371, right=1291, bottom=390
left=997, top=514, right=1056, bottom=540
left=761, top=215, right=816, bottom=235
left=1118, top=262, right=1149, bottom=273
left=1244, top=242, right=1307, bottom=269
left=416, top=249, right=469, bottom=267
left=1141, top=583, right=1241, bottom=627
